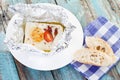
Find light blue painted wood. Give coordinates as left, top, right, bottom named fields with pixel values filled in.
left=14, top=0, right=56, bottom=79
left=100, top=74, right=114, bottom=80
left=31, top=0, right=55, bottom=4
left=6, top=0, right=26, bottom=5
left=56, top=0, right=83, bottom=15
left=52, top=65, right=84, bottom=80
left=1, top=0, right=120, bottom=80
left=90, top=0, right=108, bottom=18
left=56, top=0, right=85, bottom=26
left=56, top=0, right=120, bottom=80
left=23, top=67, right=54, bottom=80
left=20, top=0, right=85, bottom=80
left=56, top=65, right=85, bottom=80
left=89, top=0, right=120, bottom=27
left=0, top=52, right=19, bottom=80
left=49, top=0, right=85, bottom=80
left=0, top=32, right=8, bottom=52
left=116, top=62, right=120, bottom=74
left=86, top=0, right=120, bottom=80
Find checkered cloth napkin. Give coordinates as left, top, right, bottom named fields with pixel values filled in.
left=71, top=17, right=120, bottom=80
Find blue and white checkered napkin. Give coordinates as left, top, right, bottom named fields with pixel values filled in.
left=71, top=17, right=120, bottom=80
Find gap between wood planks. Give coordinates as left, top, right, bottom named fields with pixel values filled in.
left=0, top=6, right=6, bottom=33
left=108, top=0, right=120, bottom=16
left=50, top=1, right=87, bottom=80
left=53, top=0, right=120, bottom=80
left=1, top=0, right=120, bottom=80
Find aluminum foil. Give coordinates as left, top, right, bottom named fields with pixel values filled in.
left=5, top=3, right=76, bottom=56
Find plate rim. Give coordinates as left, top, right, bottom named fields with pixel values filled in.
left=8, top=3, right=84, bottom=70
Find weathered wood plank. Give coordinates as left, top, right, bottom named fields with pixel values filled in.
left=81, top=0, right=120, bottom=80
left=115, top=0, right=120, bottom=11
left=14, top=60, right=27, bottom=80
left=0, top=31, right=8, bottom=52
left=0, top=15, right=4, bottom=32
left=3, top=0, right=55, bottom=80
left=31, top=0, right=55, bottom=4
left=1, top=0, right=120, bottom=80
left=55, top=0, right=89, bottom=27
left=51, top=0, right=87, bottom=80
left=0, top=19, right=19, bottom=80
left=10, top=0, right=86, bottom=80
left=80, top=0, right=120, bottom=80
left=0, top=9, right=8, bottom=51
left=0, top=52, right=19, bottom=80
left=88, top=0, right=120, bottom=26
left=52, top=65, right=86, bottom=80
left=15, top=60, right=54, bottom=80
left=55, top=0, right=120, bottom=80
left=0, top=22, right=54, bottom=80
left=100, top=67, right=120, bottom=80
left=6, top=0, right=26, bottom=5
left=115, top=62, right=120, bottom=75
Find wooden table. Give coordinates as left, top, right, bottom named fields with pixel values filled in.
left=0, top=0, right=120, bottom=80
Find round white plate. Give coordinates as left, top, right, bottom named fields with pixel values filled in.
left=10, top=3, right=83, bottom=70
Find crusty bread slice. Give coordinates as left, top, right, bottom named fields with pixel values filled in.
left=74, top=48, right=112, bottom=66
left=85, top=36, right=117, bottom=64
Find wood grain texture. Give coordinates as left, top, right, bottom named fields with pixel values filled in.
left=0, top=32, right=8, bottom=52
left=90, top=0, right=120, bottom=26
left=0, top=21, right=19, bottom=80
left=15, top=60, right=54, bottom=80
left=0, top=15, right=4, bottom=32
left=52, top=65, right=86, bottom=80
left=2, top=0, right=56, bottom=80
left=50, top=0, right=86, bottom=80
left=2, top=0, right=86, bottom=80
left=6, top=0, right=26, bottom=5
left=0, top=0, right=120, bottom=80
left=82, top=0, right=120, bottom=80
left=55, top=0, right=87, bottom=27
left=31, top=0, right=55, bottom=4
left=0, top=52, right=19, bottom=80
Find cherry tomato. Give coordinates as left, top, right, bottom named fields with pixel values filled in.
left=44, top=30, right=54, bottom=42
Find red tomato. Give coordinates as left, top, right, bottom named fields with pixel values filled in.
left=44, top=30, right=54, bottom=42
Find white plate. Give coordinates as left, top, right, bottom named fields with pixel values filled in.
left=9, top=4, right=83, bottom=70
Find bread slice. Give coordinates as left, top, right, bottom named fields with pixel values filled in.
left=74, top=48, right=112, bottom=66
left=85, top=36, right=117, bottom=64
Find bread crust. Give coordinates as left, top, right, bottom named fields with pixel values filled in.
left=86, top=36, right=117, bottom=64
left=74, top=48, right=112, bottom=66
left=73, top=36, right=117, bottom=66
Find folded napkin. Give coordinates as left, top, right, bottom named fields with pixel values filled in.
left=71, top=17, right=120, bottom=80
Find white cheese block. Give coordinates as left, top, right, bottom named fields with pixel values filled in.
left=24, top=22, right=64, bottom=52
